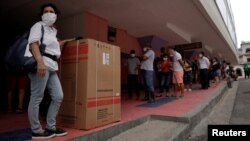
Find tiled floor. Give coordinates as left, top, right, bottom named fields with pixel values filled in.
left=0, top=82, right=226, bottom=141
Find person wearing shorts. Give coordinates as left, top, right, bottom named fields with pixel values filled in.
left=167, top=48, right=184, bottom=98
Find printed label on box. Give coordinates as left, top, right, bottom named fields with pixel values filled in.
left=102, top=53, right=110, bottom=65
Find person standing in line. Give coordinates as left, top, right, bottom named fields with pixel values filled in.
left=211, top=57, right=221, bottom=87
left=198, top=52, right=210, bottom=89
left=183, top=58, right=193, bottom=92
left=191, top=59, right=199, bottom=84
left=159, top=54, right=172, bottom=97
left=126, top=50, right=141, bottom=100
left=158, top=47, right=167, bottom=87
left=221, top=60, right=227, bottom=80
left=25, top=3, right=74, bottom=139
left=155, top=47, right=167, bottom=97
left=140, top=45, right=155, bottom=103
left=167, top=48, right=184, bottom=98
left=153, top=56, right=161, bottom=92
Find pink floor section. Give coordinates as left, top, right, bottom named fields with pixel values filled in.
left=0, top=82, right=226, bottom=141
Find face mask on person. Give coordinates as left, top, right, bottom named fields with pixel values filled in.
left=143, top=47, right=148, bottom=52
left=130, top=54, right=135, bottom=57
left=163, top=57, right=168, bottom=61
left=42, top=13, right=57, bottom=26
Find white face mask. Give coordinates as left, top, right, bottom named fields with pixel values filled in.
left=42, top=13, right=57, bottom=26
left=163, top=57, right=168, bottom=61
left=143, top=47, right=148, bottom=52
left=130, top=54, right=135, bottom=57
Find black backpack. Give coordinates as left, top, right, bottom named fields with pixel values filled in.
left=4, top=25, right=45, bottom=74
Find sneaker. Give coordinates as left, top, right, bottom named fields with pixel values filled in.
left=45, top=128, right=68, bottom=137
left=16, top=108, right=23, bottom=113
left=32, top=130, right=55, bottom=139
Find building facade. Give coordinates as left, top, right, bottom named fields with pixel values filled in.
left=235, top=42, right=250, bottom=78
left=0, top=0, right=240, bottom=87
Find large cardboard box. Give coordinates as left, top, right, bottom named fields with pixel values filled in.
left=57, top=39, right=121, bottom=130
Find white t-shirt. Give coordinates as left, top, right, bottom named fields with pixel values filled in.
left=172, top=51, right=183, bottom=71
left=140, top=49, right=155, bottom=71
left=198, top=56, right=210, bottom=69
left=24, top=22, right=60, bottom=71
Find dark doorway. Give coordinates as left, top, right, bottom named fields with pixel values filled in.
left=236, top=68, right=242, bottom=76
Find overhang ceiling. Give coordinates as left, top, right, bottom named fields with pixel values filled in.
left=0, top=0, right=238, bottom=64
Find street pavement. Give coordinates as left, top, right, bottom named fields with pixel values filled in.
left=186, top=78, right=250, bottom=141
left=230, top=79, right=250, bottom=124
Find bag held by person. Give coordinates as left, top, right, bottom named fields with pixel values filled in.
left=4, top=25, right=45, bottom=73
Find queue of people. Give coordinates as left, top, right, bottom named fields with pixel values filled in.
left=125, top=46, right=236, bottom=103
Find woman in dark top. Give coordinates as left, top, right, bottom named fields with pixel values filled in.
left=211, top=57, right=221, bottom=87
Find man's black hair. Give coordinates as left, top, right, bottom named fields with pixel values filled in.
left=201, top=51, right=205, bottom=55
left=130, top=50, right=135, bottom=54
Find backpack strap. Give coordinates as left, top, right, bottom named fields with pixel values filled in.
left=39, top=25, right=45, bottom=54
left=29, top=24, right=45, bottom=53
left=40, top=25, right=44, bottom=45
left=39, top=25, right=57, bottom=61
